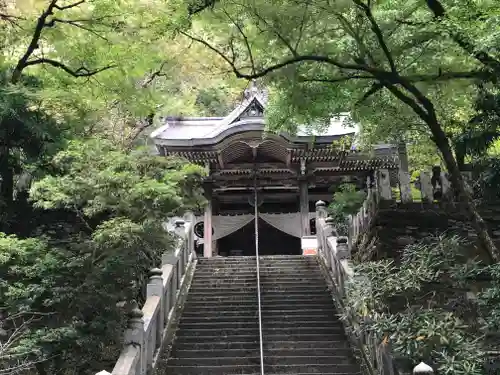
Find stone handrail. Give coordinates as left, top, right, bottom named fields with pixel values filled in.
left=378, top=165, right=471, bottom=204
left=96, top=214, right=196, bottom=375
left=347, top=184, right=378, bottom=252
left=315, top=201, right=434, bottom=375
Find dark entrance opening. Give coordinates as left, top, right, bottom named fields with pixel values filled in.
left=218, top=218, right=301, bottom=256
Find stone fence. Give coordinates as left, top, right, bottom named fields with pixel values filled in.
left=346, top=165, right=457, bottom=250
left=316, top=199, right=434, bottom=375
left=377, top=165, right=459, bottom=204
left=95, top=214, right=196, bottom=375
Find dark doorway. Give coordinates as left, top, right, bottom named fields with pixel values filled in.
left=218, top=218, right=301, bottom=256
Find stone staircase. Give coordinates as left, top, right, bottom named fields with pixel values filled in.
left=164, top=255, right=361, bottom=375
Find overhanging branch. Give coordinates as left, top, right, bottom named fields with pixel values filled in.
left=25, top=58, right=116, bottom=77
left=353, top=0, right=397, bottom=72
left=424, top=0, right=500, bottom=77
left=180, top=30, right=381, bottom=80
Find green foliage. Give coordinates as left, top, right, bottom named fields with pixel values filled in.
left=30, top=138, right=206, bottom=219
left=327, top=183, right=366, bottom=235
left=345, top=235, right=497, bottom=374
left=1, top=139, right=206, bottom=375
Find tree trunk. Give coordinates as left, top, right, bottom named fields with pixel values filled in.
left=0, top=146, right=14, bottom=209
left=429, top=119, right=500, bottom=263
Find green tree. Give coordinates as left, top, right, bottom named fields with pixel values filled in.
left=183, top=0, right=500, bottom=261
left=0, top=0, right=239, bottom=214
left=0, top=138, right=206, bottom=375
left=328, top=183, right=366, bottom=236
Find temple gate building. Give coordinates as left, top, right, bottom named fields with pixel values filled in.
left=150, top=84, right=406, bottom=258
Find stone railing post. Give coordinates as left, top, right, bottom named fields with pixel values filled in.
left=315, top=200, right=327, bottom=219
left=336, top=236, right=350, bottom=260
left=124, top=303, right=146, bottom=375
left=315, top=200, right=327, bottom=257
left=419, top=171, right=433, bottom=203
left=377, top=169, right=392, bottom=201
left=147, top=268, right=164, bottom=352
left=174, top=219, right=186, bottom=276
left=413, top=362, right=434, bottom=374
left=162, top=252, right=178, bottom=315
left=324, top=216, right=337, bottom=269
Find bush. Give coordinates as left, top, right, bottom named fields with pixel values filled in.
left=344, top=234, right=497, bottom=374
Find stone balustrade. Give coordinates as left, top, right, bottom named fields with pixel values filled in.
left=316, top=201, right=434, bottom=375
left=377, top=165, right=458, bottom=204
left=347, top=181, right=378, bottom=252
left=95, top=214, right=196, bottom=375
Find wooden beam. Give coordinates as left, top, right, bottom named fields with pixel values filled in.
left=217, top=151, right=225, bottom=169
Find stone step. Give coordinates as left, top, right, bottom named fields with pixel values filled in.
left=261, top=321, right=343, bottom=329
left=174, top=327, right=260, bottom=337
left=178, top=320, right=341, bottom=330
left=193, top=272, right=322, bottom=278
left=190, top=280, right=327, bottom=288
left=197, top=255, right=315, bottom=262
left=166, top=364, right=360, bottom=375
left=183, top=301, right=333, bottom=311
left=172, top=340, right=350, bottom=351
left=178, top=321, right=258, bottom=330
left=186, top=290, right=329, bottom=299
left=189, top=283, right=327, bottom=291
left=170, top=347, right=352, bottom=358
left=180, top=312, right=337, bottom=322
left=184, top=296, right=333, bottom=305
left=172, top=334, right=260, bottom=344
left=196, top=263, right=318, bottom=269
left=194, top=268, right=320, bottom=273
left=175, top=326, right=344, bottom=338
left=195, top=265, right=319, bottom=271
left=165, top=364, right=259, bottom=375
left=168, top=355, right=353, bottom=367
left=190, top=276, right=325, bottom=284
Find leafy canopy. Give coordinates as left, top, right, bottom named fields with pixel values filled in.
left=1, top=138, right=206, bottom=375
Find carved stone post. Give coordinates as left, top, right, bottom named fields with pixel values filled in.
left=315, top=200, right=327, bottom=219
left=315, top=201, right=327, bottom=257
left=419, top=171, right=433, bottom=203
left=147, top=268, right=164, bottom=351
left=398, top=142, right=413, bottom=203
left=124, top=302, right=146, bottom=375
left=161, top=253, right=178, bottom=315
left=377, top=169, right=392, bottom=201
left=413, top=362, right=434, bottom=374
left=336, top=236, right=350, bottom=260
left=324, top=216, right=337, bottom=269
left=203, top=184, right=213, bottom=258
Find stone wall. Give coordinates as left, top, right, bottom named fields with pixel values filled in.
left=361, top=202, right=500, bottom=263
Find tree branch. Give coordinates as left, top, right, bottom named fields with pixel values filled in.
left=180, top=31, right=381, bottom=79
left=11, top=0, right=58, bottom=83
left=24, top=58, right=116, bottom=77
left=0, top=12, right=25, bottom=27
left=353, top=0, right=397, bottom=72
left=49, top=18, right=110, bottom=41
left=246, top=6, right=298, bottom=57
left=53, top=0, right=85, bottom=11
left=187, top=0, right=218, bottom=15
left=424, top=0, right=500, bottom=77
left=222, top=9, right=257, bottom=74
left=302, top=70, right=487, bottom=91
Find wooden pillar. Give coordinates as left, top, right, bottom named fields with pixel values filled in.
left=299, top=179, right=310, bottom=236
left=398, top=142, right=412, bottom=203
